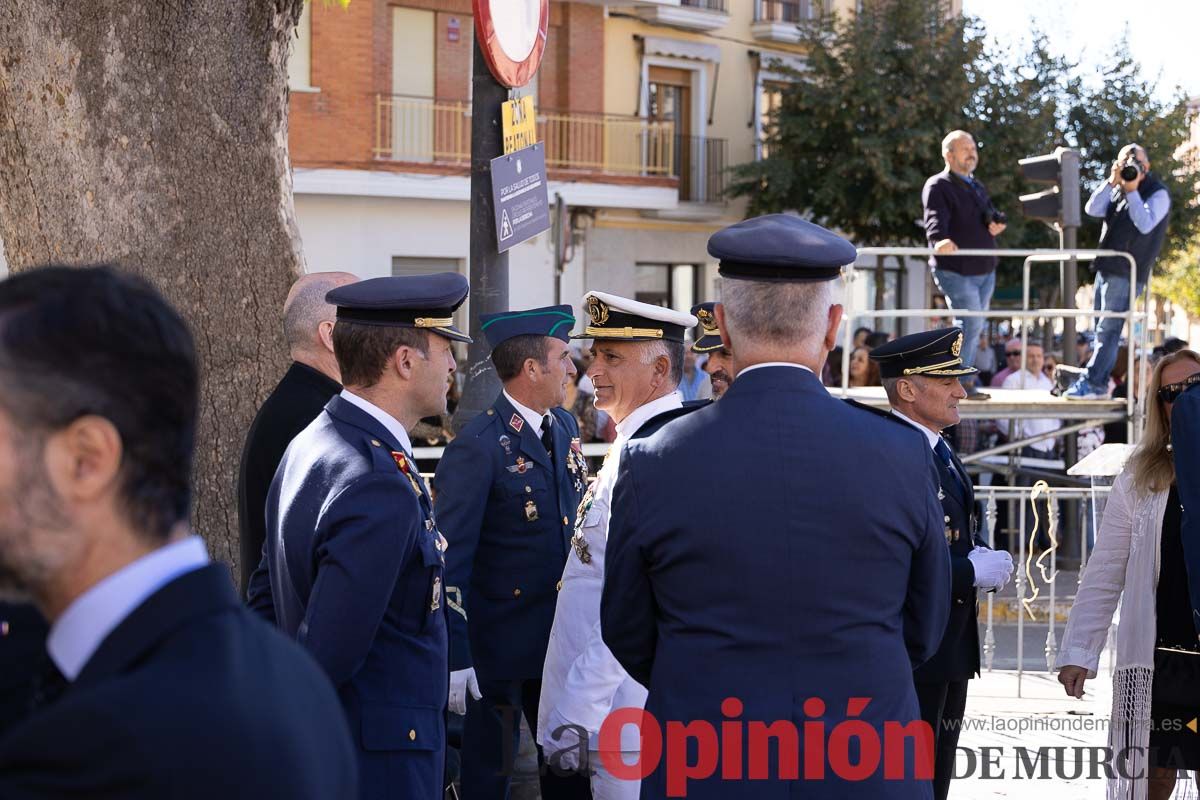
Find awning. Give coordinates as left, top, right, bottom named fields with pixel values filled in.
left=758, top=51, right=806, bottom=78
left=643, top=35, right=721, bottom=64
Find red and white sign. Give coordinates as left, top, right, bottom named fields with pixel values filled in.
left=472, top=0, right=548, bottom=88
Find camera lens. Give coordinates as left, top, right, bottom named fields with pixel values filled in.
left=1120, top=164, right=1140, bottom=182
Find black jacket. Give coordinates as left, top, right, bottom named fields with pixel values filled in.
left=0, top=603, right=47, bottom=737
left=0, top=564, right=357, bottom=799
left=922, top=169, right=999, bottom=276
left=237, top=361, right=340, bottom=593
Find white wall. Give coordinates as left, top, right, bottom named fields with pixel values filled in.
left=293, top=193, right=584, bottom=317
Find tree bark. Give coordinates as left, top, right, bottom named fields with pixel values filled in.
left=0, top=1, right=305, bottom=576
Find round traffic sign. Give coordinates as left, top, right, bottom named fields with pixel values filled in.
left=472, top=0, right=549, bottom=88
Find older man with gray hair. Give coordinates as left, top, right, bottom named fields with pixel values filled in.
left=237, top=271, right=356, bottom=595
left=538, top=291, right=698, bottom=800
left=602, top=214, right=950, bottom=799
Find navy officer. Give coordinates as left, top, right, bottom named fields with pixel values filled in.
left=248, top=273, right=468, bottom=800
left=870, top=329, right=1015, bottom=800
left=690, top=301, right=734, bottom=399
left=602, top=215, right=951, bottom=799
left=434, top=304, right=591, bottom=800
left=538, top=292, right=697, bottom=800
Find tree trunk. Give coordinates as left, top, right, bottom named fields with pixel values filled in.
left=0, top=2, right=305, bottom=577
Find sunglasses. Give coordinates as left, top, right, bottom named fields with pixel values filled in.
left=1158, top=373, right=1200, bottom=404
left=1006, top=352, right=1022, bottom=358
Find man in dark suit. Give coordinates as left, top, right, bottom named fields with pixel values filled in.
left=691, top=302, right=734, bottom=399
left=922, top=130, right=1007, bottom=400
left=237, top=271, right=355, bottom=595
left=601, top=214, right=951, bottom=800
left=871, top=329, right=1015, bottom=800
left=434, top=305, right=591, bottom=799
left=247, top=273, right=468, bottom=800
left=0, top=266, right=356, bottom=799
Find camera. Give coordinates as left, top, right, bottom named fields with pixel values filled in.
left=1120, top=157, right=1145, bottom=182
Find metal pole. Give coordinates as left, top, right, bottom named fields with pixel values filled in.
left=1061, top=225, right=1080, bottom=558
left=552, top=193, right=565, bottom=306
left=454, top=38, right=510, bottom=432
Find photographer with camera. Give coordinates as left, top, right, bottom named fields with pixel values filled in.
left=1065, top=144, right=1170, bottom=399
left=923, top=130, right=1007, bottom=400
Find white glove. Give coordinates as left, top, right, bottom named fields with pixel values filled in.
left=448, top=668, right=482, bottom=715
left=541, top=720, right=587, bottom=772
left=968, top=547, right=1014, bottom=590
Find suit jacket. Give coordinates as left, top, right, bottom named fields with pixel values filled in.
left=922, top=169, right=999, bottom=276
left=0, top=565, right=356, bottom=799
left=252, top=395, right=448, bottom=800
left=434, top=394, right=586, bottom=681
left=602, top=366, right=949, bottom=799
left=236, top=361, right=340, bottom=593
left=0, top=603, right=47, bottom=737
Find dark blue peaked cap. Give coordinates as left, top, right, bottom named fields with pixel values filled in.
left=707, top=214, right=857, bottom=282
left=327, top=272, right=471, bottom=343
left=869, top=327, right=979, bottom=379
left=479, top=304, right=576, bottom=349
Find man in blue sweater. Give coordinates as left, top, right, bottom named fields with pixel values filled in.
left=922, top=130, right=1008, bottom=401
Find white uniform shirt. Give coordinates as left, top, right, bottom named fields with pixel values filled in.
left=538, top=391, right=683, bottom=753
left=1001, top=369, right=1060, bottom=453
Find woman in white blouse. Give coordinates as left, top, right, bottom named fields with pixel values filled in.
left=1057, top=349, right=1200, bottom=800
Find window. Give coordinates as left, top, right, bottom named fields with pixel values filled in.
left=288, top=1, right=314, bottom=91
left=758, top=80, right=786, bottom=160
left=635, top=264, right=700, bottom=314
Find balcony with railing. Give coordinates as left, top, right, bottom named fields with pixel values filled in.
left=634, top=0, right=730, bottom=32
left=372, top=94, right=676, bottom=182
left=752, top=0, right=822, bottom=43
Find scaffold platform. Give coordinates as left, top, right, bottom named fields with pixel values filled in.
left=835, top=386, right=1128, bottom=421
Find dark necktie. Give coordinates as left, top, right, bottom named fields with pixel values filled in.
left=540, top=415, right=554, bottom=459
left=935, top=438, right=963, bottom=493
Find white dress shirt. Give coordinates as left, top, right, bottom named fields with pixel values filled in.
left=737, top=362, right=814, bottom=378
left=1001, top=369, right=1059, bottom=452
left=48, top=536, right=209, bottom=680
left=339, top=388, right=414, bottom=454
left=538, top=391, right=682, bottom=754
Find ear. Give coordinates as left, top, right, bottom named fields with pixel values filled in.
left=715, top=304, right=731, bottom=351
left=317, top=320, right=336, bottom=355
left=391, top=345, right=417, bottom=380
left=823, top=304, right=845, bottom=352
left=525, top=357, right=541, bottom=380
left=896, top=377, right=918, bottom=403
left=44, top=416, right=123, bottom=504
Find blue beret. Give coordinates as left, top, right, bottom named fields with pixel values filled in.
left=690, top=302, right=723, bottom=353
left=479, top=304, right=576, bottom=349
left=868, top=327, right=978, bottom=379
left=707, top=214, right=857, bottom=282
left=327, top=272, right=471, bottom=343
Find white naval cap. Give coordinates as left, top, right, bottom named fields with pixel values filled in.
left=571, top=291, right=699, bottom=343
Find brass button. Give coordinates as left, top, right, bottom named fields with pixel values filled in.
left=371, top=439, right=382, bottom=447
left=487, top=409, right=495, bottom=416
left=556, top=580, right=563, bottom=592
left=513, top=588, right=522, bottom=598
left=408, top=729, right=416, bottom=741
left=956, top=599, right=964, bottom=605
left=562, top=516, right=569, bottom=525
left=525, top=485, right=532, bottom=493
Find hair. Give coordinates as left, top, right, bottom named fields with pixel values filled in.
left=864, top=331, right=891, bottom=350
left=332, top=322, right=430, bottom=388
left=848, top=346, right=882, bottom=387
left=282, top=273, right=354, bottom=354
left=639, top=339, right=684, bottom=388
left=853, top=326, right=872, bottom=339
left=881, top=375, right=902, bottom=402
left=492, top=334, right=551, bottom=382
left=721, top=278, right=835, bottom=348
left=942, top=130, right=973, bottom=156
left=1128, top=349, right=1200, bottom=496
left=0, top=266, right=197, bottom=540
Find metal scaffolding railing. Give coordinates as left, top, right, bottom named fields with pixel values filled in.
left=840, top=247, right=1149, bottom=442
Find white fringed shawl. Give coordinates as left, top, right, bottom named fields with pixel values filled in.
left=1056, top=468, right=1180, bottom=799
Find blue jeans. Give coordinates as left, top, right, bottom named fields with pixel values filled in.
left=1080, top=271, right=1143, bottom=393
left=931, top=268, right=995, bottom=387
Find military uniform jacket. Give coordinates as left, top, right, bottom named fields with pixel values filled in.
left=914, top=435, right=987, bottom=684
left=537, top=393, right=687, bottom=754
left=260, top=395, right=448, bottom=800
left=602, top=366, right=950, bottom=799
left=433, top=394, right=587, bottom=681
